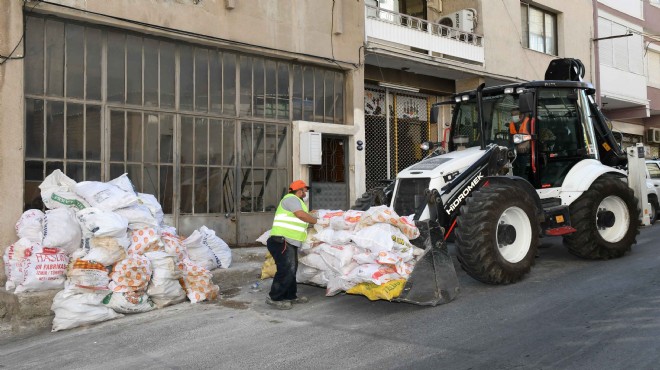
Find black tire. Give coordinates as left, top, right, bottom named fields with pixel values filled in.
left=649, top=197, right=658, bottom=225
left=454, top=182, right=540, bottom=284
left=563, top=175, right=639, bottom=259
left=351, top=187, right=388, bottom=211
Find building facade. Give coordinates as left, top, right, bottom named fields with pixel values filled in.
left=0, top=0, right=366, bottom=259
left=594, top=0, right=660, bottom=157
left=361, top=0, right=595, bottom=190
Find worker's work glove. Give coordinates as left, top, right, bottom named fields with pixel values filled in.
left=316, top=218, right=330, bottom=227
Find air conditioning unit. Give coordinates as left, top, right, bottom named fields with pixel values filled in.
left=647, top=128, right=660, bottom=143
left=438, top=8, right=476, bottom=33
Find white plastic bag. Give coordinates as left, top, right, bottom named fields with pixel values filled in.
left=114, top=204, right=159, bottom=230
left=39, top=170, right=90, bottom=210
left=102, top=291, right=155, bottom=314
left=137, top=193, right=164, bottom=226
left=42, top=208, right=83, bottom=255
left=74, top=181, right=138, bottom=211
left=313, top=228, right=353, bottom=245
left=144, top=251, right=185, bottom=307
left=108, top=173, right=136, bottom=194
left=256, top=229, right=270, bottom=246
left=51, top=288, right=123, bottom=332
left=82, top=237, right=128, bottom=266
left=15, top=209, right=44, bottom=242
left=351, top=223, right=413, bottom=254
left=76, top=207, right=129, bottom=239
left=182, top=230, right=217, bottom=271
left=66, top=259, right=110, bottom=291
left=200, top=226, right=232, bottom=269
left=3, top=239, right=35, bottom=291
left=347, top=263, right=401, bottom=285
left=15, top=246, right=69, bottom=293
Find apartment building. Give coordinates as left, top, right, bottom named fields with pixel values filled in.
left=361, top=0, right=595, bottom=190
left=0, top=0, right=365, bottom=250
left=594, top=0, right=660, bottom=157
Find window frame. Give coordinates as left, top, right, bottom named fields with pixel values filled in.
left=520, top=2, right=558, bottom=56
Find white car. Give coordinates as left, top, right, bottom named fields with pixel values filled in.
left=645, top=160, right=660, bottom=224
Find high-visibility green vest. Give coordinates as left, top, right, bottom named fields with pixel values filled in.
left=270, top=194, right=309, bottom=242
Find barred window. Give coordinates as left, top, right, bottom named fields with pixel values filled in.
left=24, top=14, right=344, bottom=215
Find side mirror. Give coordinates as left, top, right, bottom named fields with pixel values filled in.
left=518, top=92, right=535, bottom=114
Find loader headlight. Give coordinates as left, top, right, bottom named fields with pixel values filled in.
left=461, top=95, right=469, bottom=101
left=420, top=141, right=431, bottom=150
left=504, top=87, right=514, bottom=94
left=454, top=96, right=461, bottom=103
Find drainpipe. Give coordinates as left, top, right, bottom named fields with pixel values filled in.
left=592, top=0, right=602, bottom=107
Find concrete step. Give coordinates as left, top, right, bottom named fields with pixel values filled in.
left=0, top=246, right=269, bottom=336
left=0, top=288, right=58, bottom=336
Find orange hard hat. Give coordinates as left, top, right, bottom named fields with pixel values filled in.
left=289, top=180, right=310, bottom=191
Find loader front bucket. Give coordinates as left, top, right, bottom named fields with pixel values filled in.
left=394, top=220, right=460, bottom=306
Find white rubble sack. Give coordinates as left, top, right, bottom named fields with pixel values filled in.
left=3, top=238, right=36, bottom=291
left=102, top=291, right=155, bottom=314
left=145, top=251, right=186, bottom=308
left=114, top=204, right=159, bottom=230
left=82, top=237, right=128, bottom=266
left=74, top=181, right=138, bottom=211
left=15, top=209, right=45, bottom=243
left=39, top=170, right=90, bottom=210
left=51, top=288, right=123, bottom=332
left=76, top=207, right=129, bottom=239
left=42, top=208, right=83, bottom=255
left=15, top=246, right=69, bottom=293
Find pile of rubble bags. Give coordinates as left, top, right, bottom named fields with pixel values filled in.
left=2, top=170, right=230, bottom=331
left=258, top=206, right=424, bottom=301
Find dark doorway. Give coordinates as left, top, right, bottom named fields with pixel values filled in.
left=309, top=135, right=348, bottom=210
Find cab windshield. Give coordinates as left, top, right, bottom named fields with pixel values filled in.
left=450, top=94, right=521, bottom=150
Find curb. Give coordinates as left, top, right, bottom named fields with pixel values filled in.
left=0, top=246, right=268, bottom=337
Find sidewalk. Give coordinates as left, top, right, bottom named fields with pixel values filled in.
left=0, top=246, right=268, bottom=337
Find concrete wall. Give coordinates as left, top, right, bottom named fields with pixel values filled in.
left=480, top=0, right=594, bottom=83
left=30, top=0, right=363, bottom=66
left=0, top=1, right=25, bottom=283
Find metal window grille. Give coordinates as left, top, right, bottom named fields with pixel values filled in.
left=364, top=86, right=432, bottom=191
left=23, top=14, right=342, bottom=217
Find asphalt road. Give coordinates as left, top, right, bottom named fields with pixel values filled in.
left=1, top=225, right=659, bottom=370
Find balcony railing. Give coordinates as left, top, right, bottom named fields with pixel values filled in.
left=365, top=5, right=484, bottom=64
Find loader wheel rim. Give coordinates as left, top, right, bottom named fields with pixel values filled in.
left=496, top=206, right=532, bottom=263
left=596, top=195, right=630, bottom=243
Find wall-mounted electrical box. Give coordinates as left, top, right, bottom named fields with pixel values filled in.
left=300, top=132, right=322, bottom=165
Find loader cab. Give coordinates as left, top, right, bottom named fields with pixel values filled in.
left=446, top=82, right=600, bottom=189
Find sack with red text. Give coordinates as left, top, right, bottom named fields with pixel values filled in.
left=15, top=245, right=69, bottom=293
left=3, top=238, right=35, bottom=291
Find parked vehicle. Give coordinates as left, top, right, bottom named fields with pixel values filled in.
left=646, top=160, right=660, bottom=224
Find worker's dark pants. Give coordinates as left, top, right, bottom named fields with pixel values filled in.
left=267, top=236, right=299, bottom=301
